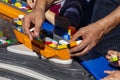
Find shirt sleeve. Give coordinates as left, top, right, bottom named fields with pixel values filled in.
left=59, top=0, right=82, bottom=29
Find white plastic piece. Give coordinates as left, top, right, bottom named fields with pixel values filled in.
left=76, top=40, right=82, bottom=45
left=7, top=44, right=38, bottom=57
left=59, top=40, right=69, bottom=45
left=13, top=18, right=19, bottom=22
left=30, top=27, right=35, bottom=32
left=41, top=56, right=46, bottom=59
left=19, top=6, right=28, bottom=10
left=51, top=39, right=58, bottom=45
left=18, top=15, right=24, bottom=19
left=48, top=58, right=73, bottom=64
left=7, top=44, right=72, bottom=64
left=44, top=37, right=52, bottom=42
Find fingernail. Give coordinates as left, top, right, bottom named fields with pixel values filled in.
left=69, top=50, right=71, bottom=53
left=35, top=32, right=39, bottom=37
left=29, top=36, right=33, bottom=41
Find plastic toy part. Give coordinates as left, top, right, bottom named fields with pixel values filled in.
left=0, top=1, right=26, bottom=18
left=0, top=1, right=71, bottom=60
left=14, top=29, right=71, bottom=60
left=2, top=0, right=32, bottom=12
left=110, top=55, right=119, bottom=62
left=57, top=40, right=82, bottom=49
left=48, top=58, right=73, bottom=64
left=15, top=2, right=22, bottom=8
left=68, top=26, right=76, bottom=36
left=7, top=44, right=38, bottom=57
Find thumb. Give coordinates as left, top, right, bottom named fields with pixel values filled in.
left=104, top=70, right=115, bottom=74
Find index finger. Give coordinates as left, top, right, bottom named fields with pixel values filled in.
left=22, top=16, right=33, bottom=40
left=70, top=30, right=82, bottom=42
left=70, top=38, right=89, bottom=53
left=34, top=18, right=44, bottom=37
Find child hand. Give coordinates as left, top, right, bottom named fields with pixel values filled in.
left=106, top=50, right=120, bottom=67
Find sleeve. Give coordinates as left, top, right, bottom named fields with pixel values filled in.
left=59, top=0, right=82, bottom=29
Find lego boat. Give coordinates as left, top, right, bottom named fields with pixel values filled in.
left=0, top=1, right=94, bottom=80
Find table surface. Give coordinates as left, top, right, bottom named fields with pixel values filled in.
left=0, top=46, right=95, bottom=80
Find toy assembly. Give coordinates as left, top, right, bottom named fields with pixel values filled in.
left=0, top=0, right=119, bottom=80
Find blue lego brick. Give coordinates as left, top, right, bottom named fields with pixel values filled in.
left=42, top=21, right=55, bottom=32
left=22, top=2, right=27, bottom=7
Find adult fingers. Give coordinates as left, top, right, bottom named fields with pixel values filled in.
left=70, top=38, right=89, bottom=55
left=34, top=18, right=44, bottom=37
left=70, top=40, right=94, bottom=57
left=70, top=30, right=82, bottom=42
left=22, top=16, right=33, bottom=40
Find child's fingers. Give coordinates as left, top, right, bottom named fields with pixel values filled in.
left=106, top=55, right=111, bottom=60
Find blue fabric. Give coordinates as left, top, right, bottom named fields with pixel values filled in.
left=92, top=0, right=120, bottom=40
left=90, top=0, right=120, bottom=55
left=59, top=0, right=82, bottom=29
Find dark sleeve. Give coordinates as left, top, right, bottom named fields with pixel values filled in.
left=59, top=0, right=82, bottom=29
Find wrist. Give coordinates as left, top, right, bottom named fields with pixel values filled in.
left=34, top=0, right=55, bottom=11
left=96, top=7, right=120, bottom=35
left=96, top=17, right=114, bottom=35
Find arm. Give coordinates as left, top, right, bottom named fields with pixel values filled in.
left=45, top=10, right=70, bottom=30
left=22, top=0, right=56, bottom=40
left=95, top=6, right=120, bottom=35
left=45, top=0, right=82, bottom=30
left=70, top=6, right=120, bottom=57
left=26, top=0, right=81, bottom=30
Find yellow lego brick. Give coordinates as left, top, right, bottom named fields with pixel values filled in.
left=16, top=20, right=22, bottom=25
left=4, top=0, right=8, bottom=3
left=110, top=55, right=119, bottom=62
left=49, top=43, right=57, bottom=48
left=27, top=10, right=32, bottom=13
left=57, top=44, right=67, bottom=49
left=15, top=2, right=22, bottom=8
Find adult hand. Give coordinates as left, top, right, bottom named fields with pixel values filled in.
left=22, top=9, right=45, bottom=40
left=69, top=22, right=105, bottom=57
left=101, top=70, right=120, bottom=80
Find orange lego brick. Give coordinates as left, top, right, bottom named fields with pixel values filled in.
left=0, top=1, right=26, bottom=18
